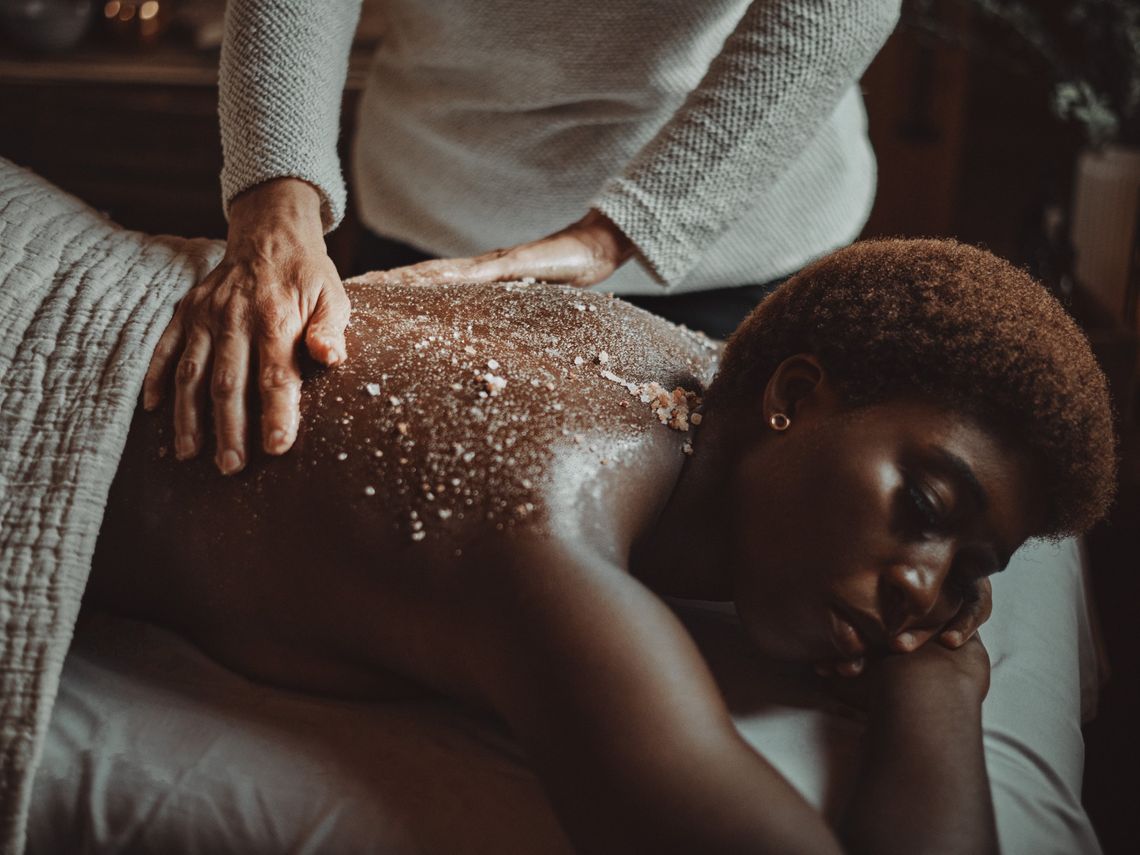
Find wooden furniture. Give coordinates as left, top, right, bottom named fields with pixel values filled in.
left=0, top=34, right=372, bottom=268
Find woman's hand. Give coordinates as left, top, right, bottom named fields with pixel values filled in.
left=837, top=637, right=997, bottom=855
left=824, top=635, right=991, bottom=717
left=347, top=209, right=635, bottom=289
left=876, top=633, right=991, bottom=704
left=817, top=577, right=993, bottom=679
left=143, top=178, right=350, bottom=475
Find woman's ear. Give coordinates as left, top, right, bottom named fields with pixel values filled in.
left=761, top=354, right=833, bottom=424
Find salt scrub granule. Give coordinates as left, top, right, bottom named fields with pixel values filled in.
left=337, top=452, right=348, bottom=461
left=483, top=373, right=507, bottom=396
left=364, top=486, right=376, bottom=496
left=326, top=278, right=718, bottom=540
left=598, top=370, right=701, bottom=433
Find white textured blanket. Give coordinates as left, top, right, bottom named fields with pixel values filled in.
left=0, top=159, right=222, bottom=854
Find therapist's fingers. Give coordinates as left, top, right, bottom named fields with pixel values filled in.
left=257, top=308, right=303, bottom=456
left=210, top=313, right=251, bottom=476
left=143, top=309, right=186, bottom=411
left=173, top=325, right=212, bottom=460
left=304, top=277, right=351, bottom=367
left=347, top=213, right=631, bottom=290
left=938, top=578, right=993, bottom=648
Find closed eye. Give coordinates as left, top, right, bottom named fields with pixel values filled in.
left=901, top=476, right=950, bottom=536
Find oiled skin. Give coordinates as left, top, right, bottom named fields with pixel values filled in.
left=90, top=282, right=711, bottom=702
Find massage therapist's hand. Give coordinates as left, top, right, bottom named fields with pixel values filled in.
left=348, top=209, right=635, bottom=289
left=143, top=178, right=350, bottom=474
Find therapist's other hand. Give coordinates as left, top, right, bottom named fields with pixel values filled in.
left=143, top=177, right=350, bottom=475
left=348, top=209, right=635, bottom=289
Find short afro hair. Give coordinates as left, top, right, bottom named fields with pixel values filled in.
left=705, top=238, right=1116, bottom=537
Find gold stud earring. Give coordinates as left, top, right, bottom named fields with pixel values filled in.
left=768, top=412, right=791, bottom=431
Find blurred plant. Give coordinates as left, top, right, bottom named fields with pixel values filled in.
left=904, top=0, right=1140, bottom=147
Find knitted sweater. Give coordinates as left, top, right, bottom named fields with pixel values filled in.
left=220, top=0, right=900, bottom=295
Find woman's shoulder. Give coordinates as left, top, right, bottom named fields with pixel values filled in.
left=316, top=280, right=711, bottom=544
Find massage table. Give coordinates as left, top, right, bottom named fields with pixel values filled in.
left=27, top=538, right=1103, bottom=854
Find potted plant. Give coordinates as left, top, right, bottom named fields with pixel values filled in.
left=905, top=0, right=1140, bottom=328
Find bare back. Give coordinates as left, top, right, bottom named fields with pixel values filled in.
left=87, top=280, right=718, bottom=700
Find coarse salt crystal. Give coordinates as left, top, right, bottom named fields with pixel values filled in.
left=486, top=358, right=500, bottom=370
left=389, top=395, right=403, bottom=407
left=483, top=373, right=507, bottom=395
left=574, top=303, right=586, bottom=312
left=365, top=382, right=382, bottom=396
left=411, top=531, right=426, bottom=541
left=336, top=452, right=348, bottom=461
left=363, top=486, right=376, bottom=496
left=573, top=356, right=584, bottom=366
left=598, top=352, right=609, bottom=364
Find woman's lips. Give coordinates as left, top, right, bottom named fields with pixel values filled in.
left=829, top=607, right=867, bottom=658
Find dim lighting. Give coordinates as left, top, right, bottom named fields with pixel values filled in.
left=103, top=1, right=121, bottom=18
left=139, top=1, right=159, bottom=21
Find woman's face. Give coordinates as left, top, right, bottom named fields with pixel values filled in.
left=729, top=396, right=1045, bottom=664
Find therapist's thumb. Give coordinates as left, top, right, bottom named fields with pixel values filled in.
left=305, top=281, right=351, bottom=366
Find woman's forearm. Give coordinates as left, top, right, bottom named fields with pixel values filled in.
left=839, top=674, right=997, bottom=855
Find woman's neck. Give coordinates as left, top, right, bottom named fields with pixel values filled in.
left=630, top=413, right=737, bottom=600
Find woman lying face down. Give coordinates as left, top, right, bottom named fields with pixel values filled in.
left=87, top=239, right=1115, bottom=855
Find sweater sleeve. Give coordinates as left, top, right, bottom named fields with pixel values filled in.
left=591, top=0, right=900, bottom=286
left=218, top=0, right=363, bottom=232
